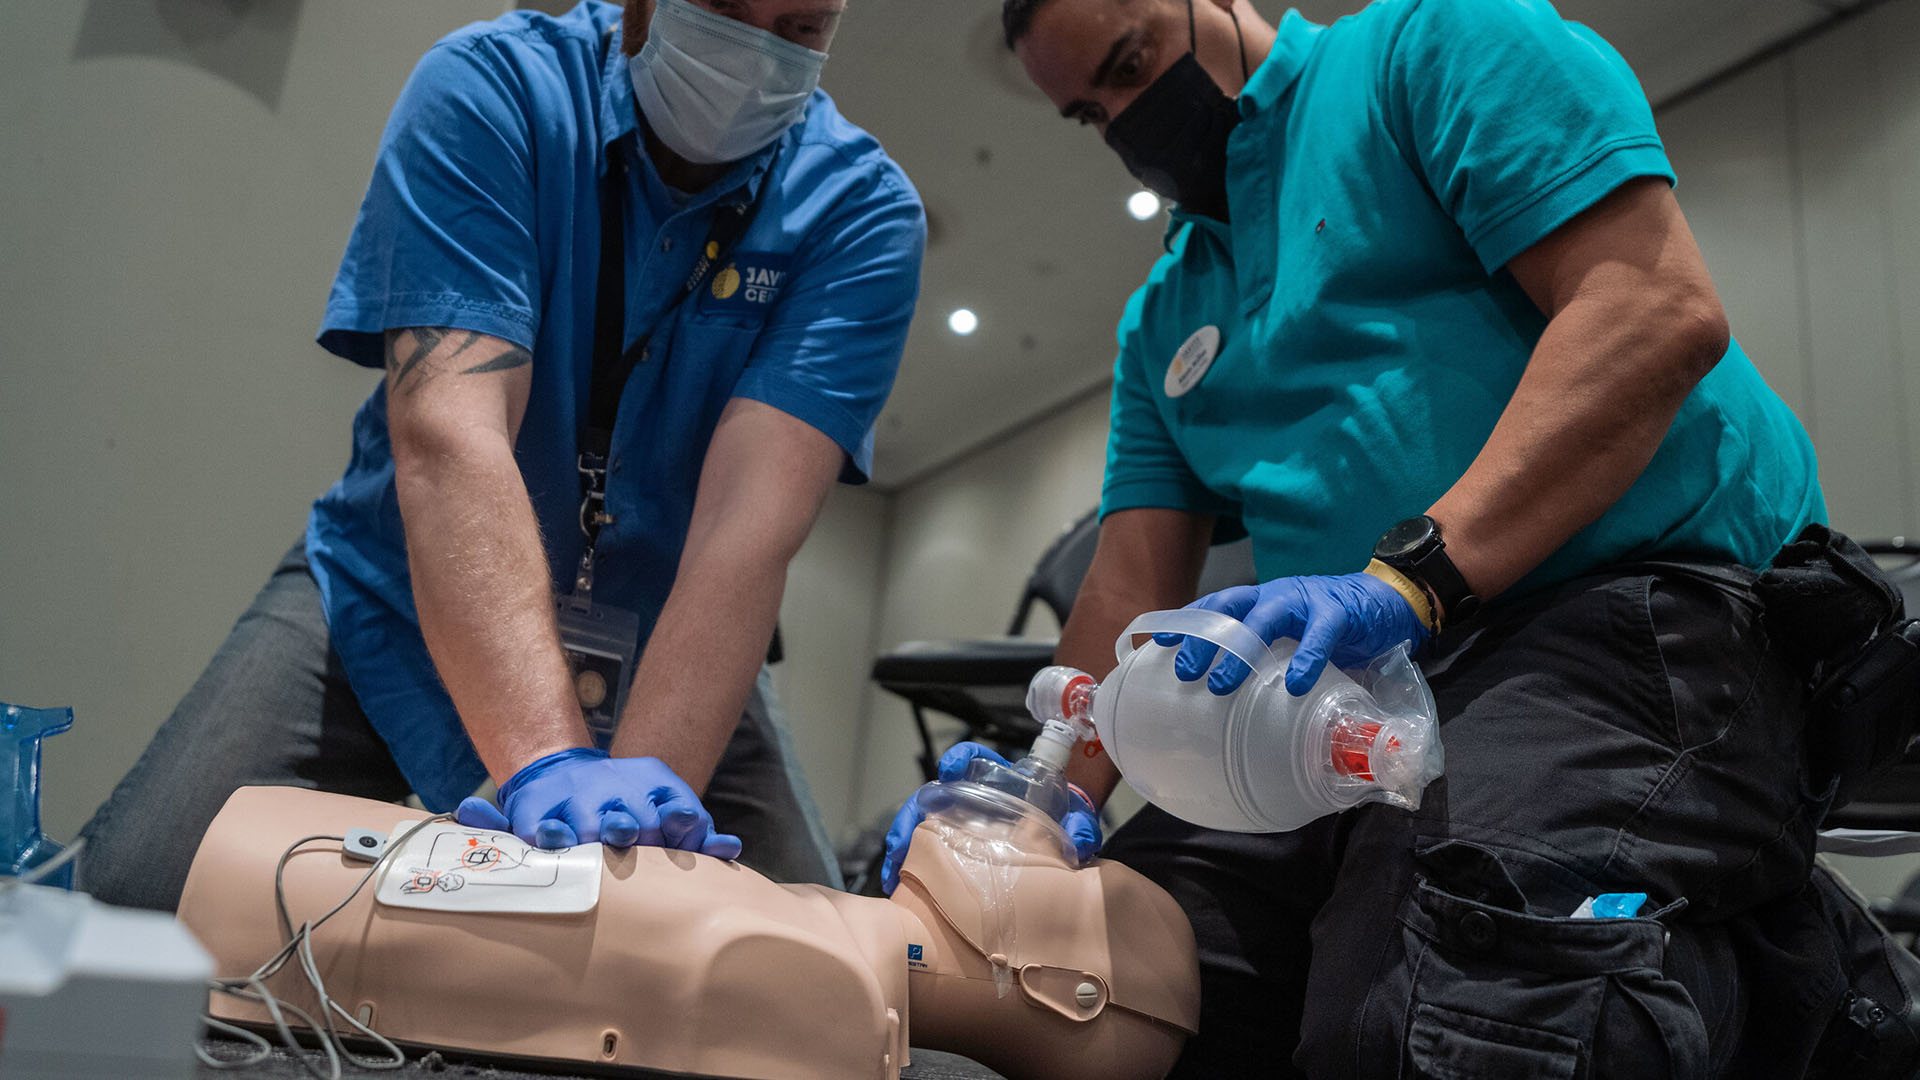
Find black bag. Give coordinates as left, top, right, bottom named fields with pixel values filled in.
left=1757, top=524, right=1920, bottom=808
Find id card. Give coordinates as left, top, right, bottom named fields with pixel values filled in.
left=555, top=598, right=640, bottom=750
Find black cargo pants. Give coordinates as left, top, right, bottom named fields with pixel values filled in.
left=1104, top=561, right=1865, bottom=1078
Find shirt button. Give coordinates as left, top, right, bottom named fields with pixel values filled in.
left=610, top=457, right=622, bottom=474
left=1459, top=910, right=1498, bottom=952
left=660, top=238, right=674, bottom=253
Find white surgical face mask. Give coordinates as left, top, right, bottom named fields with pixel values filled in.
left=628, top=0, right=830, bottom=165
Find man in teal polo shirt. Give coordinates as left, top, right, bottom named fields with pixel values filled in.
left=79, top=0, right=924, bottom=912
left=885, top=0, right=1915, bottom=1074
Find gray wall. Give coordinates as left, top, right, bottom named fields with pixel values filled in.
left=2, top=1, right=497, bottom=841
left=1658, top=0, right=1920, bottom=539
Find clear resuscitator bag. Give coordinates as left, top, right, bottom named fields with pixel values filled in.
left=1082, top=608, right=1445, bottom=834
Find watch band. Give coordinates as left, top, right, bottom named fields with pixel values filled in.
left=1374, top=515, right=1482, bottom=628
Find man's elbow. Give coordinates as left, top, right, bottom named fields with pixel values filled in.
left=1665, top=286, right=1731, bottom=387
left=389, top=409, right=513, bottom=488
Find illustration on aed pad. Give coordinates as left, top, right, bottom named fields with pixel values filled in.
left=398, top=829, right=561, bottom=894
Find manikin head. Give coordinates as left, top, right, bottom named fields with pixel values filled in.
left=1007, top=0, right=1279, bottom=219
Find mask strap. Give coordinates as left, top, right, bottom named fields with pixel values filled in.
left=1230, top=5, right=1248, bottom=81
left=1190, top=0, right=1250, bottom=83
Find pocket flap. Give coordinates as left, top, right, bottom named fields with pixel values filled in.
left=1409, top=1003, right=1581, bottom=1080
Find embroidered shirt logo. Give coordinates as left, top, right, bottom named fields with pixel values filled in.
left=708, top=252, right=791, bottom=309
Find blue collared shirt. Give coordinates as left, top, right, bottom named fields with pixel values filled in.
left=307, top=1, right=924, bottom=808
left=1101, top=0, right=1823, bottom=592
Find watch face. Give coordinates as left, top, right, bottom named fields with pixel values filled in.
left=1377, top=517, right=1434, bottom=560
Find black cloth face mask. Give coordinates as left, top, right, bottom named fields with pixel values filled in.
left=1104, top=0, right=1247, bottom=223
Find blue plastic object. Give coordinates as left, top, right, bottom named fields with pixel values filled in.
left=1156, top=573, right=1431, bottom=696
left=1591, top=892, right=1649, bottom=918
left=3, top=701, right=75, bottom=889
left=456, top=747, right=742, bottom=857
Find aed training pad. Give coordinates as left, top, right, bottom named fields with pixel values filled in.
left=373, top=821, right=602, bottom=915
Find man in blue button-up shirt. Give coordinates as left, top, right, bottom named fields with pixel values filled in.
left=80, top=0, right=924, bottom=911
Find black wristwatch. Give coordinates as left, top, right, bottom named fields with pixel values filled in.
left=1374, top=516, right=1481, bottom=626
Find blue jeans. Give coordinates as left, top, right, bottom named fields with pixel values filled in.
left=79, top=540, right=841, bottom=911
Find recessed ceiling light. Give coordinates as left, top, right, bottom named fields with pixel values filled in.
left=1128, top=190, right=1162, bottom=220
left=948, top=308, right=979, bottom=336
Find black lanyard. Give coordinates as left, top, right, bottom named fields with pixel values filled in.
left=572, top=135, right=767, bottom=597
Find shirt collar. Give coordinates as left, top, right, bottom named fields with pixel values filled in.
left=597, top=24, right=781, bottom=207
left=1159, top=11, right=1322, bottom=247
left=1238, top=10, right=1323, bottom=120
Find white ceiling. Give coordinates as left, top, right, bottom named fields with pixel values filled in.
left=815, top=0, right=1854, bottom=488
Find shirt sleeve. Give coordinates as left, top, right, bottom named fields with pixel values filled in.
left=1383, top=0, right=1677, bottom=274
left=730, top=156, right=925, bottom=484
left=318, top=37, right=542, bottom=368
left=1098, top=279, right=1240, bottom=522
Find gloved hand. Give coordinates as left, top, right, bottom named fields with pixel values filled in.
left=1156, top=571, right=1430, bottom=697
left=878, top=742, right=1101, bottom=896
left=456, top=747, right=742, bottom=857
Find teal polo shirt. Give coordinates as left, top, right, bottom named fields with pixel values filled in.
left=1101, top=0, right=1824, bottom=593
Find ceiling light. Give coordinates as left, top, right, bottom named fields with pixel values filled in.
left=948, top=308, right=978, bottom=336
left=1128, top=190, right=1162, bottom=220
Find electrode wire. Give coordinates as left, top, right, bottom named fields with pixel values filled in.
left=197, top=814, right=452, bottom=1079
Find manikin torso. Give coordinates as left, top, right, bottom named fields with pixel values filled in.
left=177, top=786, right=1200, bottom=1080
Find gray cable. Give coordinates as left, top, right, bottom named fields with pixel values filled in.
left=198, top=814, right=453, bottom=1079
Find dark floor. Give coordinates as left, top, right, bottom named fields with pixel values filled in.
left=195, top=1041, right=1007, bottom=1079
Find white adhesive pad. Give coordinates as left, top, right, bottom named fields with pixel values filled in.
left=373, top=821, right=602, bottom=915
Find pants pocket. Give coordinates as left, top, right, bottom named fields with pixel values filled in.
left=1408, top=1003, right=1581, bottom=1079
left=1397, top=843, right=1708, bottom=1080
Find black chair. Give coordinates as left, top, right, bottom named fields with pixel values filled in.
left=870, top=509, right=1257, bottom=780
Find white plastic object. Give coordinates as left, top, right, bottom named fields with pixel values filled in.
left=373, top=821, right=602, bottom=915
left=0, top=883, right=212, bottom=1078
left=1080, top=608, right=1444, bottom=833
left=341, top=828, right=387, bottom=862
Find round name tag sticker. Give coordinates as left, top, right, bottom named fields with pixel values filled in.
left=1165, top=326, right=1220, bottom=399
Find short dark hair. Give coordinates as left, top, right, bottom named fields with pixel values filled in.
left=1002, top=0, right=1057, bottom=50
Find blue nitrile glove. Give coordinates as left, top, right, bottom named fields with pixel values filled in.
left=1155, top=573, right=1431, bottom=697
left=878, top=742, right=1102, bottom=896
left=456, top=747, right=743, bottom=857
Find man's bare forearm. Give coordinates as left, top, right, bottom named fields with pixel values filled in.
left=1428, top=291, right=1725, bottom=602
left=1430, top=180, right=1729, bottom=604
left=606, top=398, right=841, bottom=792
left=608, top=544, right=786, bottom=791
left=385, top=328, right=589, bottom=784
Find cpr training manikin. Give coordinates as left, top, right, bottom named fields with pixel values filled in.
left=176, top=614, right=1447, bottom=1078
left=178, top=780, right=1200, bottom=1080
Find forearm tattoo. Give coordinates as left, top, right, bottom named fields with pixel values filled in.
left=384, top=328, right=531, bottom=396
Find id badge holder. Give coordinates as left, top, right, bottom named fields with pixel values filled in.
left=556, top=595, right=638, bottom=751
left=561, top=453, right=641, bottom=751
